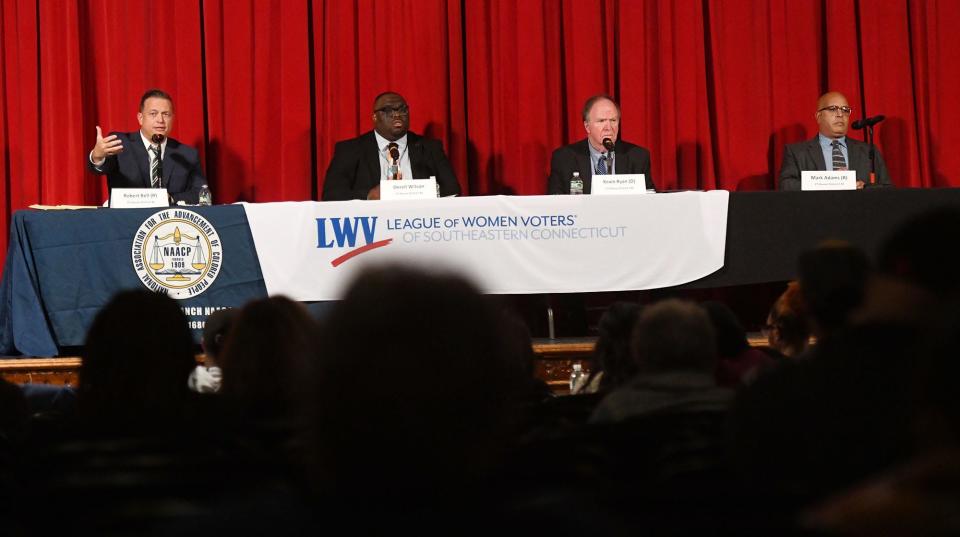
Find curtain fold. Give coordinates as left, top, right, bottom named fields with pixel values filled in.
left=2, top=0, right=960, bottom=270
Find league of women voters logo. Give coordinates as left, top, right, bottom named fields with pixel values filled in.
left=132, top=209, right=223, bottom=299
left=316, top=216, right=392, bottom=267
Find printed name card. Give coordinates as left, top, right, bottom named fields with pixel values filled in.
left=591, top=174, right=648, bottom=195
left=801, top=171, right=856, bottom=191
left=110, top=188, right=169, bottom=208
left=380, top=177, right=439, bottom=200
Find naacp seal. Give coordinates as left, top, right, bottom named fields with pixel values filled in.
left=132, top=209, right=223, bottom=299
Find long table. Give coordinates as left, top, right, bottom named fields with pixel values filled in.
left=2, top=189, right=958, bottom=356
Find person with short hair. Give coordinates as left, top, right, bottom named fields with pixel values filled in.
left=322, top=91, right=461, bottom=200
left=779, top=91, right=891, bottom=190
left=547, top=94, right=654, bottom=194
left=87, top=89, right=205, bottom=204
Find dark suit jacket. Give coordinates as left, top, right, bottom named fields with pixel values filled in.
left=547, top=139, right=655, bottom=194
left=87, top=131, right=205, bottom=204
left=779, top=135, right=892, bottom=191
left=322, top=130, right=461, bottom=200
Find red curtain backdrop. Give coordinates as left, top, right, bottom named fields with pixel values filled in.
left=2, top=0, right=960, bottom=272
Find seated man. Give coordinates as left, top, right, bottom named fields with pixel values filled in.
left=779, top=91, right=891, bottom=190
left=87, top=89, right=204, bottom=204
left=547, top=94, right=654, bottom=194
left=322, top=92, right=461, bottom=200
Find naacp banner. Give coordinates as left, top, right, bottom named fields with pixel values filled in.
left=242, top=192, right=729, bottom=300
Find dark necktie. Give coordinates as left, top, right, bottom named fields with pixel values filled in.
left=831, top=140, right=847, bottom=171
left=150, top=144, right=162, bottom=188
left=596, top=153, right=607, bottom=175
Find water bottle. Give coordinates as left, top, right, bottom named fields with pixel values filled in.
left=569, top=362, right=584, bottom=393
left=198, top=184, right=212, bottom=206
left=570, top=171, right=583, bottom=195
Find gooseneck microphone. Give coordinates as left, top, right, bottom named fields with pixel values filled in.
left=852, top=115, right=885, bottom=130
left=151, top=133, right=165, bottom=144
left=602, top=138, right=615, bottom=152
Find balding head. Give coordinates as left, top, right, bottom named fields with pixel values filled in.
left=815, top=91, right=852, bottom=139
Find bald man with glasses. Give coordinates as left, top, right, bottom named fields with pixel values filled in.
left=322, top=91, right=460, bottom=200
left=779, top=91, right=891, bottom=191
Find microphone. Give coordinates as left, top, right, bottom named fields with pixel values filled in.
left=151, top=133, right=165, bottom=144
left=387, top=142, right=400, bottom=180
left=602, top=138, right=615, bottom=152
left=852, top=115, right=885, bottom=130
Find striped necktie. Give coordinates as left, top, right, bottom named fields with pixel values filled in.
left=831, top=140, right=847, bottom=171
left=150, top=144, right=162, bottom=188
left=595, top=153, right=607, bottom=175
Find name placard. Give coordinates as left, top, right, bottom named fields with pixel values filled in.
left=591, top=174, right=647, bottom=195
left=380, top=177, right=439, bottom=200
left=801, top=170, right=856, bottom=191
left=110, top=188, right=169, bottom=208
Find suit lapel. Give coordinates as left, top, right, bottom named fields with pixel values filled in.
left=846, top=138, right=866, bottom=173
left=806, top=136, right=827, bottom=170
left=574, top=140, right=593, bottom=192
left=162, top=139, right=177, bottom=186
left=362, top=132, right=381, bottom=182
left=407, top=132, right=424, bottom=178
left=613, top=140, right=630, bottom=173
left=128, top=133, right=152, bottom=187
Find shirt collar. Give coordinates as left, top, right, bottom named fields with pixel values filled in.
left=374, top=131, right=407, bottom=152
left=140, top=131, right=168, bottom=153
left=588, top=140, right=612, bottom=160
left=819, top=133, right=846, bottom=148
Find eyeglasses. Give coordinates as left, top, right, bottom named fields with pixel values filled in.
left=817, top=105, right=852, bottom=116
left=375, top=105, right=409, bottom=117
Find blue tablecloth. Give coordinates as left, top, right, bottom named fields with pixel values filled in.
left=0, top=205, right=267, bottom=356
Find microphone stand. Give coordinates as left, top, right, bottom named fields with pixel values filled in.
left=865, top=123, right=876, bottom=185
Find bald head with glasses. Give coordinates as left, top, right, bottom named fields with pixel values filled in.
left=815, top=92, right=853, bottom=139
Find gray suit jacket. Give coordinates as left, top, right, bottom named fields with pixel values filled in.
left=779, top=136, right=891, bottom=191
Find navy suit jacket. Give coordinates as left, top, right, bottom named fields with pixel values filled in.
left=322, top=130, right=461, bottom=200
left=779, top=135, right=892, bottom=191
left=547, top=139, right=655, bottom=194
left=87, top=131, right=205, bottom=204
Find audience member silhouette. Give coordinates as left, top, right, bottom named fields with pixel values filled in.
left=217, top=296, right=318, bottom=428
left=764, top=282, right=810, bottom=358
left=591, top=299, right=732, bottom=423
left=308, top=265, right=521, bottom=526
left=188, top=308, right=237, bottom=394
left=797, top=240, right=871, bottom=343
left=702, top=301, right=773, bottom=387
left=580, top=301, right=641, bottom=394
left=79, top=289, right=197, bottom=426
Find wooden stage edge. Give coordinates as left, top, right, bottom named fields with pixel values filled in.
left=0, top=336, right=770, bottom=388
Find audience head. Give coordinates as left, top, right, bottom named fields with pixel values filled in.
left=80, top=290, right=196, bottom=424
left=310, top=264, right=518, bottom=498
left=766, top=282, right=810, bottom=357
left=702, top=301, right=750, bottom=359
left=218, top=296, right=318, bottom=422
left=200, top=308, right=237, bottom=367
left=632, top=299, right=717, bottom=375
left=798, top=240, right=871, bottom=338
left=877, top=206, right=960, bottom=300
left=593, top=301, right=641, bottom=391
